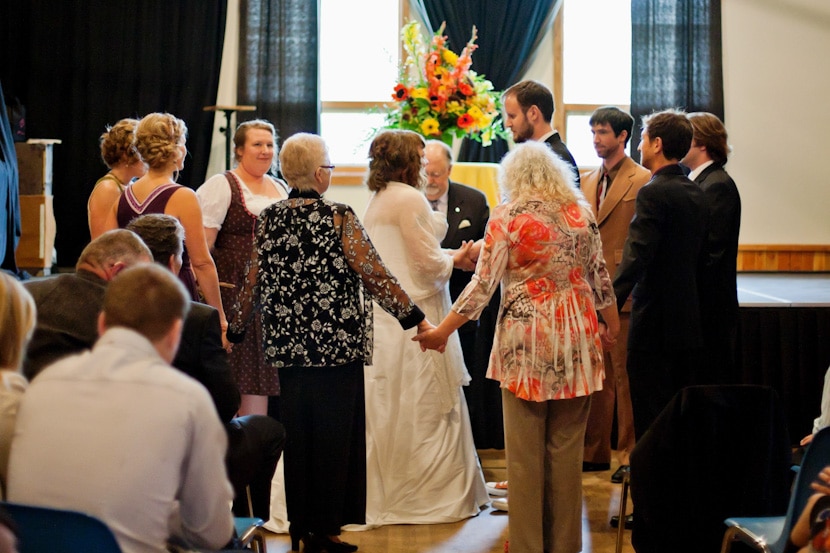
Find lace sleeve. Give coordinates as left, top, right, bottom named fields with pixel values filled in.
left=336, top=206, right=424, bottom=329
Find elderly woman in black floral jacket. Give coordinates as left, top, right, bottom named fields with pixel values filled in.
left=230, top=132, right=432, bottom=553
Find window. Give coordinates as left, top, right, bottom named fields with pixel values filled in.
left=319, top=0, right=408, bottom=172
left=557, top=0, right=632, bottom=169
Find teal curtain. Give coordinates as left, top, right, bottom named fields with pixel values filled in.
left=423, top=0, right=561, bottom=163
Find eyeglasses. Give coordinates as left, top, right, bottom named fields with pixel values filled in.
left=319, top=165, right=335, bottom=170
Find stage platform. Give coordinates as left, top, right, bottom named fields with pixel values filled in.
left=734, top=273, right=830, bottom=440
left=738, top=273, right=830, bottom=307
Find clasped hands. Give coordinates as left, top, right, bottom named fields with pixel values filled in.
left=413, top=319, right=447, bottom=353
left=451, top=239, right=483, bottom=272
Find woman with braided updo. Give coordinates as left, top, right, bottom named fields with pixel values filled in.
left=103, top=112, right=229, bottom=345
left=87, top=118, right=146, bottom=239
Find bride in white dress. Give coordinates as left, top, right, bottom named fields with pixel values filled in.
left=352, top=130, right=489, bottom=528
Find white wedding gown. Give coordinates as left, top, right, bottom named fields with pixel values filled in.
left=264, top=182, right=487, bottom=533
left=350, top=181, right=488, bottom=528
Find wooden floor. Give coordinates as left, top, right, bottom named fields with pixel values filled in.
left=262, top=449, right=633, bottom=553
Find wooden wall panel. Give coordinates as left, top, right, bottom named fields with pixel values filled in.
left=737, top=245, right=830, bottom=272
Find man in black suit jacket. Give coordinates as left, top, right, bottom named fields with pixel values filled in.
left=683, top=112, right=742, bottom=384
left=24, top=225, right=284, bottom=520
left=424, top=140, right=500, bottom=447
left=613, top=109, right=708, bottom=440
left=503, top=79, right=580, bottom=187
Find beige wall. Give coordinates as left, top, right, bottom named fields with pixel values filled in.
left=209, top=1, right=830, bottom=243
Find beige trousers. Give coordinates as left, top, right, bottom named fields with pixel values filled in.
left=502, top=390, right=591, bottom=553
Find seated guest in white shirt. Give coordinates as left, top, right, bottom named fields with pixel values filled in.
left=7, top=264, right=235, bottom=553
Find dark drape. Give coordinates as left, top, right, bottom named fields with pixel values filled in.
left=630, top=0, right=724, bottom=161
left=0, top=1, right=226, bottom=266
left=423, top=0, right=560, bottom=163
left=0, top=82, right=21, bottom=274
left=734, top=307, right=830, bottom=443
left=238, top=0, right=319, bottom=141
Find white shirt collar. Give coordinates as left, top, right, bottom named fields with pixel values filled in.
left=688, top=160, right=714, bottom=182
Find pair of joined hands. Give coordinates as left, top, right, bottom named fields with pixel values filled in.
left=451, top=239, right=483, bottom=272
left=412, top=319, right=447, bottom=353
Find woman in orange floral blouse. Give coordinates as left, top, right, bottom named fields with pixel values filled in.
left=414, top=141, right=619, bottom=553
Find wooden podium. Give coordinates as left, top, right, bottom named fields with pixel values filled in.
left=14, top=139, right=61, bottom=274
left=204, top=105, right=256, bottom=170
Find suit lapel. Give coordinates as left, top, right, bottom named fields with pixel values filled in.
left=583, top=170, right=601, bottom=217
left=597, top=158, right=637, bottom=224
left=443, top=183, right=463, bottom=247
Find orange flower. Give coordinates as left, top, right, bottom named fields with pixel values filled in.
left=392, top=84, right=409, bottom=102
left=457, top=113, right=474, bottom=129
left=458, top=81, right=474, bottom=96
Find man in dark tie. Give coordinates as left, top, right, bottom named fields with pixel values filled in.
left=502, top=79, right=580, bottom=188
left=580, top=107, right=650, bottom=482
left=683, top=112, right=742, bottom=384
left=424, top=139, right=498, bottom=447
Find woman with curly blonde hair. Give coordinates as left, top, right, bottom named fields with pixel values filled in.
left=103, top=113, right=228, bottom=345
left=87, top=118, right=146, bottom=238
left=415, top=141, right=620, bottom=553
left=0, top=273, right=36, bottom=495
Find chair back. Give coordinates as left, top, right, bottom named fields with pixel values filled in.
left=1, top=501, right=122, bottom=553
left=769, top=425, right=830, bottom=551
left=630, top=385, right=793, bottom=553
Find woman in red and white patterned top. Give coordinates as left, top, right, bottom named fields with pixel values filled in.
left=415, top=141, right=619, bottom=553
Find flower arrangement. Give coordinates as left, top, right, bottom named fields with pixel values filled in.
left=382, top=21, right=508, bottom=147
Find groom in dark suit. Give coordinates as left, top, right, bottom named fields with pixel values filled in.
left=683, top=112, right=741, bottom=384
left=424, top=140, right=499, bottom=447
left=613, top=109, right=708, bottom=441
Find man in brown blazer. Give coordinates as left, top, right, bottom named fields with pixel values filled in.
left=581, top=107, right=650, bottom=485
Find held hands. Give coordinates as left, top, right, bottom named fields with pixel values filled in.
left=412, top=320, right=448, bottom=353
left=467, top=239, right=483, bottom=265
left=598, top=321, right=618, bottom=350
left=451, top=241, right=475, bottom=272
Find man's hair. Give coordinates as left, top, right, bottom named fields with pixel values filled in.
left=76, top=229, right=151, bottom=272
left=589, top=106, right=635, bottom=146
left=503, top=80, right=555, bottom=122
left=103, top=263, right=189, bottom=341
left=687, top=112, right=730, bottom=164
left=366, top=130, right=426, bottom=192
left=126, top=214, right=184, bottom=267
left=425, top=140, right=453, bottom=163
left=278, top=132, right=329, bottom=192
left=641, top=109, right=693, bottom=162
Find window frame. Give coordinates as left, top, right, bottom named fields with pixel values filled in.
left=321, top=2, right=412, bottom=184
left=553, top=6, right=631, bottom=171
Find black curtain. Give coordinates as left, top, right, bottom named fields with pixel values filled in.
left=630, top=0, right=724, bottom=161
left=238, top=0, right=319, bottom=142
left=423, top=0, right=560, bottom=163
left=0, top=82, right=20, bottom=274
left=0, top=1, right=226, bottom=266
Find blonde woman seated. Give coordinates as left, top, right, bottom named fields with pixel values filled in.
left=87, top=118, right=146, bottom=239
left=0, top=273, right=36, bottom=496
left=415, top=142, right=619, bottom=553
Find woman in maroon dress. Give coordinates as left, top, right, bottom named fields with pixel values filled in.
left=104, top=112, right=228, bottom=344
left=197, top=120, right=288, bottom=415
